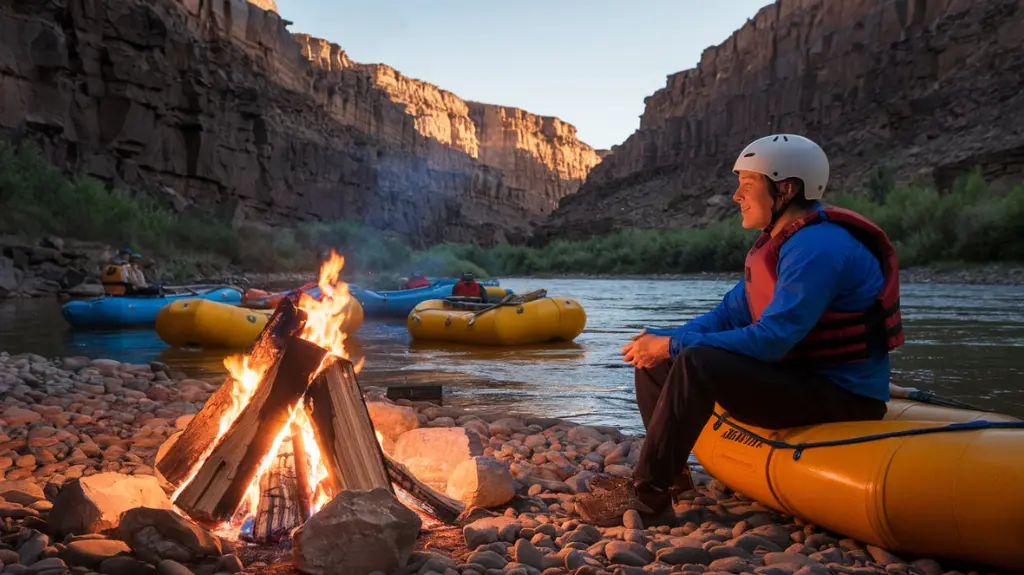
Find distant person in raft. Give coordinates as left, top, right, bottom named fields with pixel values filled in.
left=450, top=272, right=486, bottom=300
left=574, top=134, right=905, bottom=527
left=400, top=272, right=431, bottom=290
left=101, top=248, right=159, bottom=296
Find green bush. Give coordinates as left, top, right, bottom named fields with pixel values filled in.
left=3, top=139, right=1022, bottom=281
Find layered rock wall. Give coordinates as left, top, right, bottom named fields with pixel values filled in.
left=0, top=0, right=599, bottom=247
left=543, top=0, right=1024, bottom=240
left=293, top=34, right=600, bottom=218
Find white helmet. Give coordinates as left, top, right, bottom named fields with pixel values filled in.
left=732, top=134, right=830, bottom=200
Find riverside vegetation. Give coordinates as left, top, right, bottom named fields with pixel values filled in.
left=2, top=141, right=1023, bottom=286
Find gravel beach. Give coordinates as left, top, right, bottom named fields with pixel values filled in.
left=0, top=351, right=998, bottom=575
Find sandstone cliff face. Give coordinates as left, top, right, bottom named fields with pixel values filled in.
left=294, top=34, right=601, bottom=219
left=0, top=0, right=599, bottom=248
left=542, top=0, right=1024, bottom=240
left=248, top=0, right=277, bottom=12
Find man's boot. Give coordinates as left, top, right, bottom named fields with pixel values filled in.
left=576, top=476, right=674, bottom=527
left=668, top=466, right=695, bottom=504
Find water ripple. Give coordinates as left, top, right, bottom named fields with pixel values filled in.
left=2, top=278, right=1024, bottom=434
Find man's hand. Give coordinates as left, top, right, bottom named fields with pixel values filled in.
left=621, top=329, right=671, bottom=369
left=889, top=383, right=918, bottom=399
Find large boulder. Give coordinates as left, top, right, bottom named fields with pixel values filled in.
left=366, top=402, right=419, bottom=453
left=293, top=488, right=421, bottom=575
left=445, top=457, right=515, bottom=508
left=392, top=427, right=484, bottom=489
left=117, top=507, right=222, bottom=564
left=49, top=474, right=173, bottom=536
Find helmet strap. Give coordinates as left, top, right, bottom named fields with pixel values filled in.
left=763, top=178, right=796, bottom=235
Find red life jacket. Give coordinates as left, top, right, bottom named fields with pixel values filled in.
left=744, top=206, right=905, bottom=365
left=451, top=280, right=484, bottom=298
left=402, top=277, right=431, bottom=289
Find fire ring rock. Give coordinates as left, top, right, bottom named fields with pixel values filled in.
left=116, top=507, right=223, bottom=565
left=293, top=488, right=422, bottom=575
left=48, top=473, right=173, bottom=536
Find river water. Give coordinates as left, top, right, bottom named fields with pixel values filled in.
left=2, top=277, right=1023, bottom=435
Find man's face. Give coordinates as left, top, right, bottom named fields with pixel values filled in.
left=732, top=171, right=774, bottom=229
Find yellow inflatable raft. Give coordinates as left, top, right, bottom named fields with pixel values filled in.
left=693, top=398, right=1024, bottom=571
left=155, top=298, right=364, bottom=349
left=407, top=293, right=586, bottom=346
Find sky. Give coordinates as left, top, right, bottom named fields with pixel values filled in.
left=279, top=0, right=774, bottom=150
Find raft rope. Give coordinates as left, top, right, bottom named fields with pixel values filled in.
left=466, top=289, right=548, bottom=325
left=709, top=410, right=1024, bottom=461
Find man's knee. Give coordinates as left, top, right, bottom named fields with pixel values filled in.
left=676, top=345, right=731, bottom=371
left=635, top=359, right=673, bottom=386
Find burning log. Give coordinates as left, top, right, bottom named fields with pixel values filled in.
left=290, top=421, right=313, bottom=523
left=157, top=301, right=304, bottom=487
left=304, top=358, right=466, bottom=524
left=157, top=263, right=467, bottom=535
left=304, top=358, right=392, bottom=492
left=251, top=438, right=304, bottom=543
left=383, top=454, right=465, bottom=525
left=173, top=335, right=327, bottom=526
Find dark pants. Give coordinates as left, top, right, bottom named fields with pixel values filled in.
left=632, top=346, right=887, bottom=489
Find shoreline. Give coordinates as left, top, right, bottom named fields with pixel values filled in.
left=4, top=229, right=1024, bottom=300
left=0, top=351, right=1010, bottom=575
left=506, top=263, right=1024, bottom=286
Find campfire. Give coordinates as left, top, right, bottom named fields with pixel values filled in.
left=155, top=251, right=463, bottom=543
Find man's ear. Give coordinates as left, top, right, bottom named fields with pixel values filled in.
left=777, top=180, right=797, bottom=202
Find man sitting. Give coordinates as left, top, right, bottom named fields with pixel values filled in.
left=102, top=248, right=158, bottom=295
left=451, top=272, right=486, bottom=299
left=576, top=134, right=904, bottom=526
left=400, top=272, right=431, bottom=290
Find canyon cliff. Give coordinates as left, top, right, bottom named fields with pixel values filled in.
left=0, top=0, right=600, bottom=247
left=542, top=0, right=1024, bottom=240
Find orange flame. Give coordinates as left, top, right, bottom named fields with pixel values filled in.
left=170, top=354, right=271, bottom=502
left=297, top=250, right=364, bottom=374
left=170, top=250, right=365, bottom=538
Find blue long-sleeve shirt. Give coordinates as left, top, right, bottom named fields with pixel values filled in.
left=647, top=208, right=891, bottom=402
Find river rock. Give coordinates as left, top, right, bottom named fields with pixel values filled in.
left=445, top=456, right=515, bottom=508
left=1, top=407, right=41, bottom=426
left=292, top=487, right=421, bottom=575
left=463, top=516, right=522, bottom=548
left=60, top=356, right=93, bottom=372
left=100, top=556, right=158, bottom=575
left=49, top=473, right=173, bottom=535
left=866, top=545, right=904, bottom=565
left=117, top=507, right=222, bottom=564
left=366, top=401, right=419, bottom=450
left=17, top=528, right=49, bottom=565
left=764, top=552, right=817, bottom=567
left=0, top=479, right=46, bottom=505
left=58, top=539, right=133, bottom=567
left=392, top=427, right=484, bottom=488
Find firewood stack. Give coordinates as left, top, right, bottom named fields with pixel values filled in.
left=155, top=299, right=464, bottom=540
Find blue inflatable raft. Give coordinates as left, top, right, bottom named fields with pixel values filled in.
left=351, top=280, right=505, bottom=317
left=61, top=286, right=243, bottom=329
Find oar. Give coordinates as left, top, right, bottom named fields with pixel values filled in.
left=467, top=293, right=516, bottom=326
left=466, top=289, right=547, bottom=326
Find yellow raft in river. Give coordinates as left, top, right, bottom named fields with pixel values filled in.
left=155, top=297, right=364, bottom=349
left=407, top=291, right=586, bottom=346
left=694, top=398, right=1024, bottom=571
